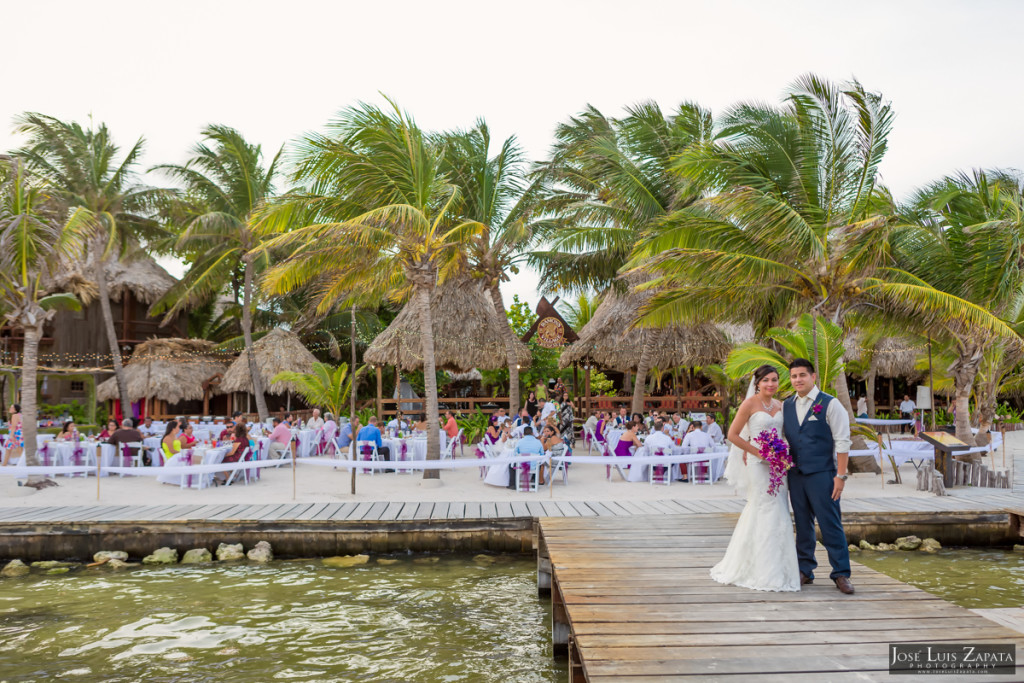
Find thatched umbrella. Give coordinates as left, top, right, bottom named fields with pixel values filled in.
left=220, top=328, right=318, bottom=399
left=364, top=276, right=530, bottom=373
left=559, top=273, right=732, bottom=415
left=96, top=338, right=229, bottom=407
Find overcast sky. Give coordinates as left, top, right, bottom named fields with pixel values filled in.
left=4, top=0, right=1022, bottom=309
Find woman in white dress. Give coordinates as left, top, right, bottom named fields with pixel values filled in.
left=710, top=364, right=801, bottom=592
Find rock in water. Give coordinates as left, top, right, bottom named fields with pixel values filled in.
left=1013, top=544, right=1024, bottom=553
left=30, top=560, right=76, bottom=569
left=1, top=560, right=30, bottom=577
left=216, top=543, right=245, bottom=561
left=413, top=557, right=440, bottom=564
left=142, top=547, right=179, bottom=565
left=920, top=538, right=942, bottom=552
left=322, top=555, right=369, bottom=568
left=94, top=551, right=129, bottom=563
left=376, top=558, right=399, bottom=565
left=181, top=549, right=213, bottom=564
left=106, top=559, right=138, bottom=569
left=875, top=542, right=896, bottom=551
left=848, top=544, right=860, bottom=553
left=247, top=541, right=273, bottom=563
left=895, top=536, right=922, bottom=551
left=474, top=554, right=497, bottom=565
left=46, top=567, right=71, bottom=575
left=858, top=540, right=877, bottom=550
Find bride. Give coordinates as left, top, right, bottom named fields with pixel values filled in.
left=709, top=364, right=800, bottom=592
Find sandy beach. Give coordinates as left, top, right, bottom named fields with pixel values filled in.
left=2, top=432, right=1015, bottom=509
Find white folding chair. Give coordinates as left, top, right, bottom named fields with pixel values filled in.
left=603, top=441, right=629, bottom=481
left=393, top=440, right=415, bottom=474
left=116, top=441, right=146, bottom=476
left=548, top=444, right=569, bottom=486
left=443, top=435, right=459, bottom=460
left=225, top=446, right=254, bottom=486
left=455, top=428, right=465, bottom=457
left=477, top=442, right=493, bottom=479
left=648, top=447, right=671, bottom=486
left=356, top=440, right=380, bottom=475
left=515, top=458, right=541, bottom=492
left=582, top=425, right=598, bottom=455
left=689, top=447, right=712, bottom=485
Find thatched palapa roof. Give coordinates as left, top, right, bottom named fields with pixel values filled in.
left=844, top=334, right=923, bottom=379
left=96, top=338, right=229, bottom=404
left=559, top=273, right=733, bottom=370
left=364, top=276, right=531, bottom=373
left=220, top=328, right=318, bottom=395
left=48, top=243, right=177, bottom=305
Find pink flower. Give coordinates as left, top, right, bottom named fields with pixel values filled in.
left=812, top=404, right=823, bottom=415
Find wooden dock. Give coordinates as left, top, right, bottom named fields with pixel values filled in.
left=537, top=513, right=1024, bottom=681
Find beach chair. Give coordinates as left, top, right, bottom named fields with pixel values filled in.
left=648, top=447, right=671, bottom=486
left=356, top=440, right=380, bottom=475
left=225, top=446, right=254, bottom=487
left=116, top=441, right=146, bottom=476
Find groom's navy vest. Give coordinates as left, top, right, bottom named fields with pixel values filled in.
left=783, top=393, right=836, bottom=475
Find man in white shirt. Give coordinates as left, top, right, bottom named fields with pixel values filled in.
left=139, top=416, right=157, bottom=437
left=644, top=419, right=675, bottom=454
left=703, top=414, right=724, bottom=443
left=385, top=415, right=409, bottom=432
left=899, top=395, right=916, bottom=433
left=682, top=421, right=715, bottom=451
left=306, top=409, right=325, bottom=432
left=856, top=396, right=868, bottom=418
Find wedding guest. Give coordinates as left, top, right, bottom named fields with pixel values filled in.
left=140, top=416, right=157, bottom=437
left=306, top=408, right=325, bottom=431
left=645, top=418, right=675, bottom=453
left=215, top=422, right=251, bottom=485
left=538, top=397, right=556, bottom=423
left=108, top=419, right=144, bottom=446
left=558, top=395, right=575, bottom=448
left=386, top=414, right=409, bottom=432
left=161, top=420, right=182, bottom=462
left=899, top=395, right=916, bottom=433
left=55, top=420, right=78, bottom=442
left=180, top=422, right=198, bottom=448
left=614, top=420, right=642, bottom=459
left=337, top=418, right=355, bottom=450
left=98, top=419, right=118, bottom=440
left=512, top=426, right=546, bottom=489
left=613, top=405, right=630, bottom=428
left=443, top=410, right=459, bottom=441
left=525, top=391, right=539, bottom=419
left=219, top=411, right=243, bottom=441
left=703, top=414, right=725, bottom=443
left=357, top=416, right=390, bottom=461
left=856, top=395, right=868, bottom=418
left=267, top=417, right=293, bottom=459
left=3, top=404, right=23, bottom=466
left=682, top=420, right=715, bottom=451
left=594, top=411, right=609, bottom=444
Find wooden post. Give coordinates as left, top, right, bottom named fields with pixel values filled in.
left=584, top=366, right=592, bottom=419
left=350, top=303, right=357, bottom=496
left=888, top=377, right=895, bottom=415
left=376, top=366, right=383, bottom=419
left=572, top=366, right=578, bottom=397
left=928, top=335, right=936, bottom=430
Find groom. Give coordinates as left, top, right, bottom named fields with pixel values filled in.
left=783, top=358, right=855, bottom=595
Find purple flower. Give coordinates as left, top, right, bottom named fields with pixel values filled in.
left=756, top=428, right=793, bottom=497
left=812, top=404, right=823, bottom=415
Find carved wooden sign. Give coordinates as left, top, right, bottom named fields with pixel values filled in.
left=521, top=297, right=579, bottom=348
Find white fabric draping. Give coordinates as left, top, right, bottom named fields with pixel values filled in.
left=156, top=446, right=230, bottom=488
left=625, top=445, right=729, bottom=482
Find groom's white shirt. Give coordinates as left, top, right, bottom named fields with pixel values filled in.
left=792, top=386, right=852, bottom=453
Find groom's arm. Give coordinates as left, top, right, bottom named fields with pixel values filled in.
left=827, top=400, right=852, bottom=500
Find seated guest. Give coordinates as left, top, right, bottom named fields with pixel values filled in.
left=161, top=420, right=182, bottom=462
left=645, top=419, right=675, bottom=453
left=479, top=420, right=502, bottom=455
left=703, top=414, right=724, bottom=443
left=614, top=420, right=643, bottom=458
left=613, top=405, right=630, bottom=428
left=511, top=425, right=545, bottom=489
left=215, top=422, right=251, bottom=485
left=593, top=411, right=609, bottom=443
left=682, top=420, right=715, bottom=451
left=55, top=420, right=78, bottom=442
left=306, top=408, right=325, bottom=431
left=267, top=417, right=293, bottom=459
left=494, top=408, right=507, bottom=423
left=671, top=413, right=686, bottom=437
left=107, top=419, right=144, bottom=446
left=540, top=424, right=563, bottom=452
left=180, top=422, right=198, bottom=448
left=513, top=408, right=531, bottom=428
left=337, top=417, right=355, bottom=450
left=443, top=410, right=459, bottom=441
left=583, top=412, right=598, bottom=437
left=386, top=414, right=409, bottom=432
left=412, top=418, right=428, bottom=432
left=500, top=418, right=516, bottom=443
left=356, top=416, right=390, bottom=461
left=220, top=411, right=243, bottom=441
left=139, top=415, right=158, bottom=436
left=98, top=419, right=118, bottom=440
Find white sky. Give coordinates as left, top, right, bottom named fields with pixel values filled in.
left=4, top=0, right=1022, bottom=309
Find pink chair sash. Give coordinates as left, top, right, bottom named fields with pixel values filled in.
left=39, top=442, right=52, bottom=467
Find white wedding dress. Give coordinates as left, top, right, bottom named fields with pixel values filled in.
left=710, top=410, right=801, bottom=592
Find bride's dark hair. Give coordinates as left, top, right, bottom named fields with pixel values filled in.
left=752, top=364, right=779, bottom=392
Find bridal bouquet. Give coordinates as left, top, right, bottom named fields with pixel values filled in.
left=755, top=428, right=792, bottom=497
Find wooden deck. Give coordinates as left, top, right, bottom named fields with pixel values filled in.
left=537, top=514, right=1024, bottom=682
left=1, top=489, right=1021, bottom=524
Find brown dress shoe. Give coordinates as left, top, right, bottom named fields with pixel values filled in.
left=834, top=576, right=855, bottom=594
left=800, top=573, right=813, bottom=585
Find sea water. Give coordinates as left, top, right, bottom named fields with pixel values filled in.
left=0, top=555, right=564, bottom=682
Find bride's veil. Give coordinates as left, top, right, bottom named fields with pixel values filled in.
left=722, top=377, right=756, bottom=491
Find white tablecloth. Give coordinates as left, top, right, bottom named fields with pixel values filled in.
left=867, top=432, right=1002, bottom=467
left=626, top=445, right=729, bottom=483
left=483, top=441, right=520, bottom=487
left=157, top=447, right=230, bottom=488
left=383, top=438, right=429, bottom=462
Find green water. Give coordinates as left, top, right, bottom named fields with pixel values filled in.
left=0, top=555, right=564, bottom=682
left=857, top=547, right=1024, bottom=608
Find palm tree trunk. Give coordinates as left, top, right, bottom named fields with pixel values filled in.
left=974, top=383, right=995, bottom=447
left=833, top=366, right=879, bottom=474
left=414, top=283, right=442, bottom=479
left=242, top=258, right=269, bottom=422
left=631, top=330, right=663, bottom=415
left=949, top=344, right=982, bottom=450
left=488, top=283, right=520, bottom=417
left=20, top=324, right=49, bottom=486
left=865, top=364, right=877, bottom=419
left=94, top=256, right=130, bottom=418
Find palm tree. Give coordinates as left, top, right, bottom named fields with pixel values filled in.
left=272, top=362, right=360, bottom=420
left=629, top=76, right=1016, bottom=460
left=559, top=292, right=601, bottom=331
left=149, top=125, right=283, bottom=422
left=0, top=158, right=81, bottom=486
left=894, top=169, right=1024, bottom=445
left=259, top=101, right=480, bottom=478
left=532, top=101, right=715, bottom=414
left=13, top=114, right=166, bottom=418
left=439, top=121, right=538, bottom=416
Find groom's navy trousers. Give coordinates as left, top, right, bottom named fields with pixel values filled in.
left=784, top=394, right=851, bottom=581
